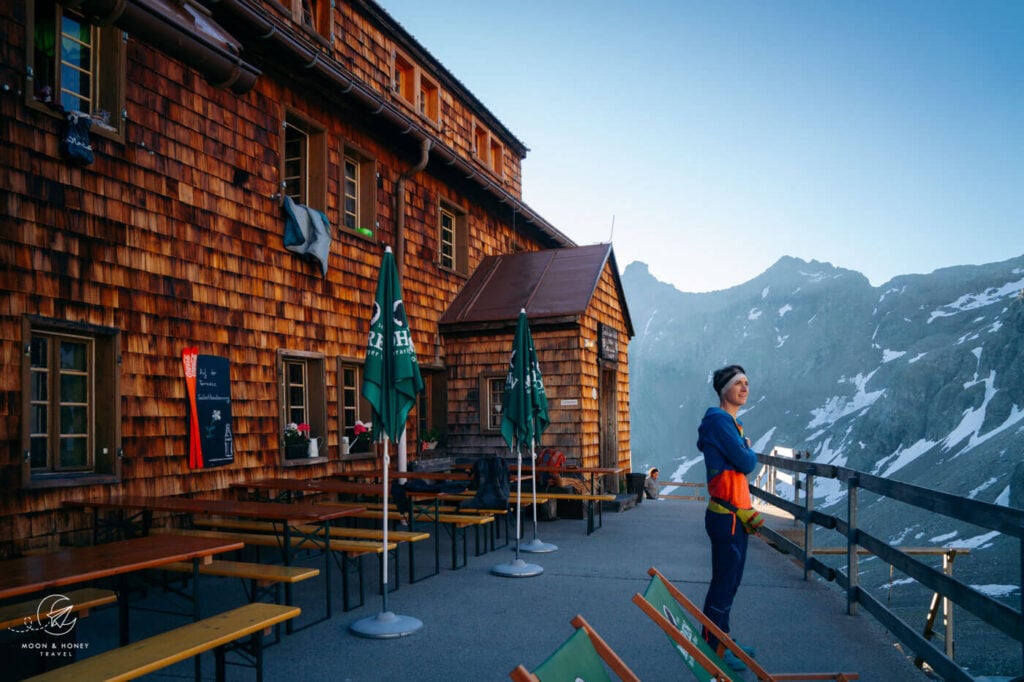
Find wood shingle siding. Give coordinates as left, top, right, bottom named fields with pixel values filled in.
left=0, top=0, right=632, bottom=555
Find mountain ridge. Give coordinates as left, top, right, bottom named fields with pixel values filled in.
left=621, top=253, right=1024, bottom=675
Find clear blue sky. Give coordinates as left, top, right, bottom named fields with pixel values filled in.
left=380, top=1, right=1023, bottom=293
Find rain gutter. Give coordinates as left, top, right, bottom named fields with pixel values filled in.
left=74, top=0, right=260, bottom=94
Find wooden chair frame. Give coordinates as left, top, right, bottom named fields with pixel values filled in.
left=509, top=614, right=640, bottom=682
left=633, top=567, right=859, bottom=682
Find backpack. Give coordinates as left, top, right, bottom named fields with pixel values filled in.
left=535, top=449, right=565, bottom=487
left=459, top=456, right=510, bottom=510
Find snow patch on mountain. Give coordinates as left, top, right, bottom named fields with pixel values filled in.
left=874, top=438, right=938, bottom=478
left=881, top=349, right=906, bottom=363
left=807, top=370, right=885, bottom=429
left=927, top=275, right=1024, bottom=323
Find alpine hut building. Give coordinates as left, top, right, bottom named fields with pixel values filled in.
left=0, top=0, right=634, bottom=554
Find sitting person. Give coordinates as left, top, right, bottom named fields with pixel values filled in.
left=644, top=468, right=660, bottom=500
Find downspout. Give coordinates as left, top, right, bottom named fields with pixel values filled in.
left=394, top=137, right=431, bottom=474
left=395, top=137, right=432, bottom=280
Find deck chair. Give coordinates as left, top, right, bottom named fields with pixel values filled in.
left=509, top=614, right=640, bottom=682
left=632, top=567, right=858, bottom=682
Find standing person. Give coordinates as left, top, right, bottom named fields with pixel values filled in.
left=644, top=468, right=660, bottom=499
left=697, top=364, right=765, bottom=671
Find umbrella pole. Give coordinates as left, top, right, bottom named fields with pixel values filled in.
left=492, top=439, right=542, bottom=577
left=381, top=436, right=390, bottom=613
left=519, top=437, right=557, bottom=553
left=350, top=434, right=424, bottom=637
left=514, top=440, right=522, bottom=560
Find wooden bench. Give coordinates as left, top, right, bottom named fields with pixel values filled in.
left=0, top=587, right=118, bottom=631
left=316, top=501, right=494, bottom=572
left=154, top=528, right=394, bottom=612
left=528, top=492, right=616, bottom=535
left=191, top=518, right=433, bottom=584
left=24, top=602, right=299, bottom=682
left=159, top=559, right=318, bottom=632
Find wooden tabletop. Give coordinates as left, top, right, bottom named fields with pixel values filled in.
left=334, top=470, right=471, bottom=481
left=67, top=495, right=364, bottom=524
left=0, top=534, right=244, bottom=600
left=532, top=465, right=625, bottom=475
left=231, top=477, right=385, bottom=497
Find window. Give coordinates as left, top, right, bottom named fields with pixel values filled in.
left=338, top=360, right=373, bottom=459
left=393, top=52, right=415, bottom=105
left=27, top=0, right=126, bottom=137
left=340, top=142, right=377, bottom=238
left=278, top=350, right=326, bottom=464
left=289, top=0, right=331, bottom=43
left=480, top=374, right=505, bottom=431
left=419, top=72, right=439, bottom=124
left=282, top=111, right=327, bottom=211
left=438, top=200, right=469, bottom=276
left=489, top=138, right=503, bottom=177
left=392, top=49, right=441, bottom=126
left=473, top=124, right=489, bottom=165
left=22, top=317, right=120, bottom=488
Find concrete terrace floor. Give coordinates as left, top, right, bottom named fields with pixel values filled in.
left=25, top=497, right=933, bottom=681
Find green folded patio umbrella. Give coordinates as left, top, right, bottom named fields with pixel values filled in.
left=493, top=309, right=554, bottom=578
left=351, top=245, right=424, bottom=637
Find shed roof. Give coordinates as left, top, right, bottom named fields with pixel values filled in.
left=439, top=244, right=634, bottom=336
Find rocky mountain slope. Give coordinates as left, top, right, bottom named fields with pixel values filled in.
left=622, top=255, right=1024, bottom=676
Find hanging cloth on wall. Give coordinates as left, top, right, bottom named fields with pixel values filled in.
left=60, top=110, right=95, bottom=166
left=282, top=195, right=332, bottom=276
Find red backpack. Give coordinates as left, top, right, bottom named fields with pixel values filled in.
left=536, top=449, right=565, bottom=486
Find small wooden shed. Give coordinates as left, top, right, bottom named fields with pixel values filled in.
left=438, top=244, right=634, bottom=488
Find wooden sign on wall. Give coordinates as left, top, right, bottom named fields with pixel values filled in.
left=598, top=323, right=618, bottom=361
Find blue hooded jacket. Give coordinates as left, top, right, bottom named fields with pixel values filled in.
left=697, top=407, right=757, bottom=507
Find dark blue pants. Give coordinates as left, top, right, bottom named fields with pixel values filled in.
left=702, top=508, right=748, bottom=651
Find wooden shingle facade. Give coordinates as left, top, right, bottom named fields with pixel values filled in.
left=0, top=0, right=633, bottom=555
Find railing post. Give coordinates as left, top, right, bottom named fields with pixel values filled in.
left=847, top=473, right=859, bottom=616
left=803, top=467, right=815, bottom=581
left=942, top=551, right=955, bottom=659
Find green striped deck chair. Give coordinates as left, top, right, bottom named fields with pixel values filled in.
left=509, top=614, right=640, bottom=682
left=633, top=567, right=858, bottom=682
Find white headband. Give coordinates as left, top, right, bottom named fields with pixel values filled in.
left=718, top=373, right=747, bottom=397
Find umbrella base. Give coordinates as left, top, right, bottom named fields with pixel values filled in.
left=491, top=558, right=544, bottom=578
left=519, top=538, right=558, bottom=553
left=350, top=611, right=423, bottom=638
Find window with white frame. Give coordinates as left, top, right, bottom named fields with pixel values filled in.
left=27, top=0, right=126, bottom=137
left=278, top=350, right=326, bottom=463
left=23, top=317, right=120, bottom=488
left=438, top=200, right=469, bottom=276
left=338, top=361, right=373, bottom=459
left=340, top=142, right=377, bottom=238
left=283, top=111, right=327, bottom=211
left=480, top=374, right=505, bottom=431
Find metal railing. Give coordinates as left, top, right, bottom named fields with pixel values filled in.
left=752, top=450, right=1024, bottom=681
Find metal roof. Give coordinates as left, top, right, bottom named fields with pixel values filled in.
left=439, top=244, right=634, bottom=336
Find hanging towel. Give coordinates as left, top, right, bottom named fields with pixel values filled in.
left=282, top=195, right=332, bottom=276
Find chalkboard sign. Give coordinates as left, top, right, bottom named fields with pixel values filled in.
left=598, top=323, right=618, bottom=361
left=194, top=354, right=234, bottom=468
